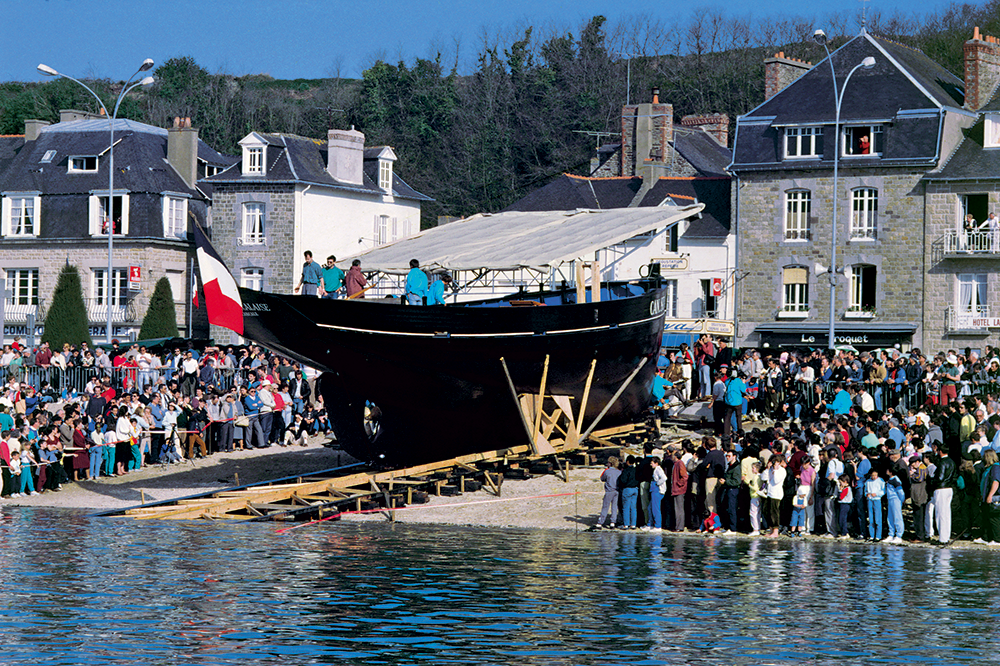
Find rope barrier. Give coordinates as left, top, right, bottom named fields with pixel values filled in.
left=276, top=490, right=604, bottom=534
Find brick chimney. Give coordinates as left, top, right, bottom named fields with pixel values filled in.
left=681, top=113, right=730, bottom=147
left=764, top=52, right=812, bottom=100
left=964, top=27, right=1000, bottom=112
left=620, top=88, right=673, bottom=177
left=167, top=116, right=199, bottom=189
left=327, top=127, right=365, bottom=185
left=24, top=119, right=50, bottom=141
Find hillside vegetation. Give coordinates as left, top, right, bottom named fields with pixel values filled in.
left=3, top=4, right=998, bottom=226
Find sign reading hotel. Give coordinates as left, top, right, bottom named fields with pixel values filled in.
left=971, top=317, right=1000, bottom=328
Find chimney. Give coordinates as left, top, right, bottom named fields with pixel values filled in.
left=681, top=113, right=731, bottom=147
left=764, top=52, right=812, bottom=100
left=167, top=116, right=199, bottom=189
left=24, top=119, right=51, bottom=141
left=964, top=27, right=1000, bottom=112
left=620, top=88, right=673, bottom=177
left=327, top=127, right=365, bottom=185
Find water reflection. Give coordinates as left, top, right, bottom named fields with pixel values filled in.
left=1, top=508, right=999, bottom=664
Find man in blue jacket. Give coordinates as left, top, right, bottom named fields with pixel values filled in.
left=405, top=259, right=428, bottom=305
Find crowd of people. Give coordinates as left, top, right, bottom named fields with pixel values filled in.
left=613, top=342, right=1000, bottom=547
left=0, top=340, right=333, bottom=499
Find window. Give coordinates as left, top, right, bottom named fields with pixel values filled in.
left=850, top=188, right=878, bottom=240
left=962, top=193, right=989, bottom=224
left=664, top=279, right=678, bottom=318
left=986, top=114, right=1000, bottom=149
left=69, top=155, right=98, bottom=172
left=957, top=273, right=988, bottom=312
left=241, top=268, right=264, bottom=291
left=781, top=266, right=809, bottom=313
left=163, top=196, right=187, bottom=238
left=94, top=269, right=128, bottom=308
left=375, top=215, right=390, bottom=246
left=784, top=126, right=823, bottom=158
left=90, top=193, right=129, bottom=235
left=241, top=202, right=265, bottom=245
left=5, top=269, right=39, bottom=306
left=6, top=195, right=38, bottom=236
left=843, top=125, right=884, bottom=156
left=700, top=279, right=718, bottom=318
left=784, top=190, right=811, bottom=240
left=204, top=164, right=221, bottom=178
left=849, top=265, right=877, bottom=312
left=666, top=224, right=679, bottom=253
left=379, top=159, right=393, bottom=191
left=245, top=146, right=264, bottom=174
left=41, top=150, right=56, bottom=164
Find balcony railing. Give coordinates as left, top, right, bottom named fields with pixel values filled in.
left=946, top=304, right=990, bottom=331
left=84, top=298, right=138, bottom=323
left=2, top=299, right=46, bottom=323
left=943, top=230, right=1000, bottom=255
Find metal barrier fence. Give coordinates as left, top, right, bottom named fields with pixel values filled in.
left=776, top=378, right=999, bottom=418
left=3, top=365, right=262, bottom=395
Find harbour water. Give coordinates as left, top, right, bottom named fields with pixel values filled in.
left=3, top=508, right=998, bottom=665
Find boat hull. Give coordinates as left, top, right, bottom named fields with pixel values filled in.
left=238, top=287, right=666, bottom=464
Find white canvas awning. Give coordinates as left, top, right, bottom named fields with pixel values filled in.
left=348, top=205, right=704, bottom=274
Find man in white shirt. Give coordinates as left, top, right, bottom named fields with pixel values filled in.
left=181, top=351, right=199, bottom=397
left=258, top=380, right=276, bottom=446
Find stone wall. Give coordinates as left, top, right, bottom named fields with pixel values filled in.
left=923, top=180, right=1000, bottom=350
left=736, top=168, right=926, bottom=347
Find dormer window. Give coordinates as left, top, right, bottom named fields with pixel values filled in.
left=379, top=159, right=392, bottom=191
left=245, top=146, right=264, bottom=174
left=784, top=126, right=823, bottom=158
left=986, top=114, right=1000, bottom=148
left=69, top=155, right=98, bottom=172
left=843, top=125, right=884, bottom=156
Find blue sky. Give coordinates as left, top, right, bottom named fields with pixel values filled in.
left=4, top=0, right=978, bottom=82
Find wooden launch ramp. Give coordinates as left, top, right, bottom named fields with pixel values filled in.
left=111, top=354, right=654, bottom=521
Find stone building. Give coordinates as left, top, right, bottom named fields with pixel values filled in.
left=729, top=29, right=1000, bottom=352
left=508, top=90, right=735, bottom=344
left=0, top=112, right=235, bottom=343
left=203, top=128, right=431, bottom=344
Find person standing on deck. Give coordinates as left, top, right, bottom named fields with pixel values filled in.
left=295, top=251, right=323, bottom=296
left=345, top=260, right=368, bottom=299
left=405, top=259, right=428, bottom=306
left=428, top=274, right=452, bottom=306
left=320, top=255, right=346, bottom=299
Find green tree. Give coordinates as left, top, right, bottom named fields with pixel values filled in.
left=42, top=264, right=92, bottom=349
left=138, top=277, right=179, bottom=340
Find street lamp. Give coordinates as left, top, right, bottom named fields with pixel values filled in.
left=812, top=29, right=875, bottom=350
left=37, top=59, right=154, bottom=343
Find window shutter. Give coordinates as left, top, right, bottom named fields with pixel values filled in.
left=783, top=266, right=808, bottom=284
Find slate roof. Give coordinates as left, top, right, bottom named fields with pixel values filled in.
left=673, top=129, right=732, bottom=177
left=0, top=119, right=210, bottom=198
left=204, top=133, right=432, bottom=202
left=0, top=135, right=25, bottom=174
left=928, top=84, right=1000, bottom=180
left=731, top=31, right=966, bottom=172
left=503, top=174, right=731, bottom=238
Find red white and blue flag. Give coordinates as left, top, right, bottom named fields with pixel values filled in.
left=193, top=223, right=244, bottom=335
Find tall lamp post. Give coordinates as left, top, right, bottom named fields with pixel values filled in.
left=812, top=29, right=875, bottom=351
left=37, top=60, right=154, bottom=343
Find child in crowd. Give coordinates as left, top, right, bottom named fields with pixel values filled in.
left=790, top=485, right=809, bottom=536
left=701, top=510, right=722, bottom=533
left=836, top=475, right=853, bottom=539
left=865, top=469, right=886, bottom=541
left=748, top=461, right=763, bottom=536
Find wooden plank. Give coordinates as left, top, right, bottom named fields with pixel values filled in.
left=576, top=359, right=597, bottom=433
left=531, top=355, right=550, bottom=449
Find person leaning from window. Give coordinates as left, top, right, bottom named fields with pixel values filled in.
left=320, top=255, right=346, bottom=299
left=405, top=258, right=428, bottom=306
left=295, top=250, right=323, bottom=296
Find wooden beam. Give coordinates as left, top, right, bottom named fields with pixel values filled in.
left=576, top=261, right=585, bottom=304
left=532, top=355, right=550, bottom=447
left=576, top=359, right=597, bottom=433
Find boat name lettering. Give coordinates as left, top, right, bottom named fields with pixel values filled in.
left=243, top=303, right=271, bottom=312
left=649, top=295, right=667, bottom=316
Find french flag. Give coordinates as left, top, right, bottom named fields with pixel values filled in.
left=193, top=223, right=244, bottom=335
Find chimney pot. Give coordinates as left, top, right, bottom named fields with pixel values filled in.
left=652, top=86, right=660, bottom=104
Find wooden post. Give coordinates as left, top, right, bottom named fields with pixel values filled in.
left=234, top=472, right=240, bottom=487
left=533, top=355, right=550, bottom=443
left=501, top=357, right=537, bottom=447
left=576, top=261, right=586, bottom=304
left=576, top=359, right=597, bottom=433
left=580, top=357, right=649, bottom=440
left=389, top=497, right=396, bottom=522
left=590, top=259, right=601, bottom=302
left=140, top=490, right=146, bottom=505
